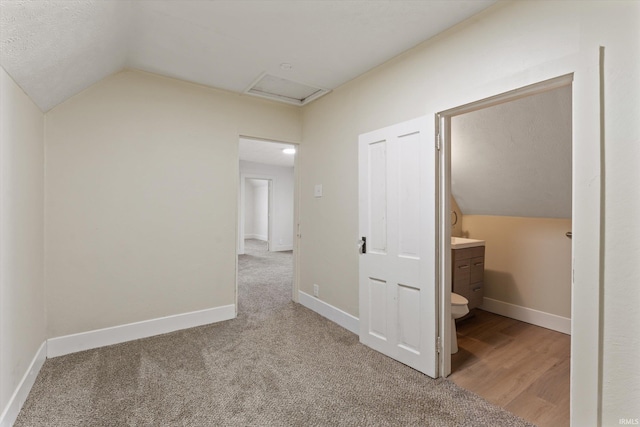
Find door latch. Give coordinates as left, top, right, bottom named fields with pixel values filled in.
left=359, top=236, right=367, bottom=254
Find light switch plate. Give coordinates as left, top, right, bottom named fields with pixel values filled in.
left=314, top=184, right=323, bottom=198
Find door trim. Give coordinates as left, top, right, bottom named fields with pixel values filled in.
left=435, top=49, right=603, bottom=425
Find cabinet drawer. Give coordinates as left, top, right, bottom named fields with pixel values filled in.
left=452, top=246, right=485, bottom=261
left=470, top=256, right=484, bottom=283
left=453, top=259, right=470, bottom=277
left=453, top=248, right=473, bottom=261
left=469, top=283, right=484, bottom=309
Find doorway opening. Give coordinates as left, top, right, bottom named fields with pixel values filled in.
left=237, top=137, right=298, bottom=315
left=241, top=178, right=272, bottom=252
left=437, top=74, right=573, bottom=425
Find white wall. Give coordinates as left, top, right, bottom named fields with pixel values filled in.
left=243, top=179, right=269, bottom=241
left=0, top=67, right=45, bottom=420
left=243, top=180, right=255, bottom=237
left=251, top=180, right=269, bottom=241
left=299, top=1, right=639, bottom=424
left=239, top=161, right=294, bottom=252
left=44, top=70, right=301, bottom=339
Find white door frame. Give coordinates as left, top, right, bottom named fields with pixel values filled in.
left=435, top=47, right=603, bottom=426
left=292, top=144, right=301, bottom=303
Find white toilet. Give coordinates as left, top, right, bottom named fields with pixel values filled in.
left=451, top=292, right=469, bottom=354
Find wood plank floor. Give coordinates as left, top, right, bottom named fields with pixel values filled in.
left=449, top=309, right=570, bottom=427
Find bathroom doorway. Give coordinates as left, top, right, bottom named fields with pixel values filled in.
left=437, top=75, right=574, bottom=425
left=449, top=83, right=573, bottom=332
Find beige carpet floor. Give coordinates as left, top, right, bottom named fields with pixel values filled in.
left=15, top=239, right=533, bottom=426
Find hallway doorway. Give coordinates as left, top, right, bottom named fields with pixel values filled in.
left=237, top=136, right=299, bottom=310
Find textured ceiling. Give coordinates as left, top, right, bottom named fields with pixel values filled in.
left=451, top=85, right=572, bottom=219
left=0, top=0, right=130, bottom=112
left=0, top=0, right=497, bottom=111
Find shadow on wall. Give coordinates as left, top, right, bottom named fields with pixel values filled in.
left=482, top=270, right=521, bottom=306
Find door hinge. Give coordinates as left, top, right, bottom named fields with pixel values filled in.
left=436, top=336, right=442, bottom=353
left=436, top=132, right=441, bottom=151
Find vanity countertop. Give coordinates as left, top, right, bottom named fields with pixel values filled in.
left=451, top=237, right=485, bottom=249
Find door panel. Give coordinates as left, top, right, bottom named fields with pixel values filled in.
left=397, top=132, right=421, bottom=259
left=368, top=278, right=388, bottom=340
left=368, top=140, right=388, bottom=254
left=397, top=283, right=421, bottom=353
left=359, top=116, right=437, bottom=377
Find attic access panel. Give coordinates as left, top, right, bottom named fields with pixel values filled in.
left=245, top=74, right=330, bottom=106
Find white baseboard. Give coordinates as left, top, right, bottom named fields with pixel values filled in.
left=298, top=291, right=359, bottom=335
left=271, top=244, right=293, bottom=252
left=481, top=297, right=571, bottom=335
left=0, top=341, right=47, bottom=427
left=47, top=304, right=236, bottom=358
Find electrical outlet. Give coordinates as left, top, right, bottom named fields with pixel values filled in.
left=313, top=284, right=319, bottom=297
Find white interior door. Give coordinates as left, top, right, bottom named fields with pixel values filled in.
left=358, top=116, right=438, bottom=377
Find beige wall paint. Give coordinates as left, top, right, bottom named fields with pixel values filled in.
left=44, top=70, right=301, bottom=338
left=300, top=0, right=584, bottom=317
left=301, top=0, right=584, bottom=320
left=300, top=1, right=639, bottom=422
left=462, top=215, right=572, bottom=318
left=0, top=67, right=45, bottom=415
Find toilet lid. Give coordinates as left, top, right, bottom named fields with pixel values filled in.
left=451, top=292, right=468, bottom=306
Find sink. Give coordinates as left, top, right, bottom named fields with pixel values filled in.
left=451, top=237, right=485, bottom=249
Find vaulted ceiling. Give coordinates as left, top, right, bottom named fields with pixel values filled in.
left=0, top=0, right=497, bottom=111
left=3, top=1, right=569, bottom=221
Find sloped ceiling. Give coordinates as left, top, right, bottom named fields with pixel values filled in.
left=0, top=0, right=497, bottom=111
left=0, top=0, right=130, bottom=112
left=451, top=85, right=572, bottom=219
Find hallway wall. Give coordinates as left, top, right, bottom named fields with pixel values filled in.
left=0, top=67, right=45, bottom=419
left=299, top=2, right=639, bottom=423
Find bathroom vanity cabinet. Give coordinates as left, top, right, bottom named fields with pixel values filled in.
left=452, top=246, right=485, bottom=311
